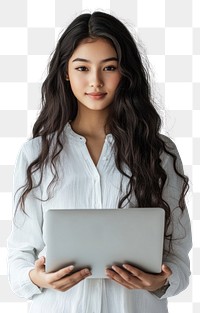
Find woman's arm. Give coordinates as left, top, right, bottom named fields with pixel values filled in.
left=157, top=139, right=192, bottom=298
left=7, top=142, right=92, bottom=299
left=106, top=139, right=192, bottom=298
left=7, top=143, right=45, bottom=299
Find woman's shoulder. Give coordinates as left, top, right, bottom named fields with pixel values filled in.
left=158, top=134, right=181, bottom=168
left=17, top=129, right=67, bottom=161
left=159, top=133, right=177, bottom=150
left=159, top=133, right=181, bottom=157
left=18, top=136, right=42, bottom=161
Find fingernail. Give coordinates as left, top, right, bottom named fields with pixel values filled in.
left=84, top=269, right=91, bottom=275
left=69, top=265, right=74, bottom=270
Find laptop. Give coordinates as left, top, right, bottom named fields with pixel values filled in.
left=44, top=208, right=165, bottom=278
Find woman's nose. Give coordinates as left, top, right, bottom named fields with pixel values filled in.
left=89, top=72, right=104, bottom=88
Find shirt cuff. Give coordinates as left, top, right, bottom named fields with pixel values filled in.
left=150, top=281, right=170, bottom=298
left=12, top=266, right=43, bottom=300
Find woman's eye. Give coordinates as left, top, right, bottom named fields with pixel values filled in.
left=104, top=66, right=116, bottom=71
left=75, top=66, right=88, bottom=71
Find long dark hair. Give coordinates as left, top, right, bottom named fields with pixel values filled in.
left=16, top=11, right=189, bottom=247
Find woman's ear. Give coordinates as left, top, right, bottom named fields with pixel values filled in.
left=65, top=74, right=70, bottom=81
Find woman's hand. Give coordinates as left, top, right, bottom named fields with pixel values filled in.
left=29, top=256, right=92, bottom=292
left=106, top=264, right=172, bottom=292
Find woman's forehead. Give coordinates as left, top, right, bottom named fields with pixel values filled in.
left=71, top=37, right=117, bottom=59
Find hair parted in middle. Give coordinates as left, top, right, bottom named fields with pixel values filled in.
left=17, top=11, right=189, bottom=250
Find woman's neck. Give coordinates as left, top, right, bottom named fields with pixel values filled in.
left=71, top=107, right=110, bottom=139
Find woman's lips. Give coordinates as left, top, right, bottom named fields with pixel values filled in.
left=86, top=92, right=107, bottom=100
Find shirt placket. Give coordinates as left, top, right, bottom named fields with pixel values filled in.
left=94, top=173, right=102, bottom=208
left=80, top=139, right=114, bottom=209
left=77, top=140, right=102, bottom=208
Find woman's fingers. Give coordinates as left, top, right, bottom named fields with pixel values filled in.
left=106, top=264, right=172, bottom=291
left=122, top=264, right=144, bottom=279
left=106, top=268, right=132, bottom=289
left=107, top=266, right=141, bottom=289
left=51, top=268, right=92, bottom=291
left=47, top=265, right=75, bottom=284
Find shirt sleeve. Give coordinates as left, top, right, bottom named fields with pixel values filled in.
left=152, top=138, right=192, bottom=299
left=7, top=143, right=45, bottom=300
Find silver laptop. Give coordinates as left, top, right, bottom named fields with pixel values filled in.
left=45, top=208, right=165, bottom=278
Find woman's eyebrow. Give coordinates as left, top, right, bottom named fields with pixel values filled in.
left=72, top=57, right=118, bottom=63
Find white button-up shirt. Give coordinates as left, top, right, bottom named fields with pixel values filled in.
left=7, top=122, right=192, bottom=313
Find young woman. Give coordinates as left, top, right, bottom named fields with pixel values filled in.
left=7, top=11, right=192, bottom=313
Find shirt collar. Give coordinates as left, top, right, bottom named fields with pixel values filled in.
left=65, top=122, right=114, bottom=144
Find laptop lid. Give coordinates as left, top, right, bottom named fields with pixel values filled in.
left=44, top=208, right=165, bottom=278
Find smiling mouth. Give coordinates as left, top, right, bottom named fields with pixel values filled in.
left=85, top=92, right=107, bottom=99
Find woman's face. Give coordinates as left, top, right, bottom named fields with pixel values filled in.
left=67, top=37, right=121, bottom=112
